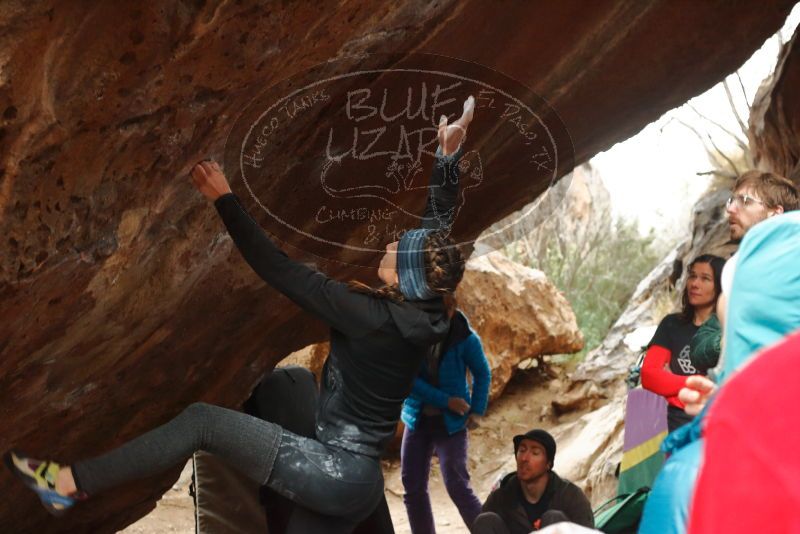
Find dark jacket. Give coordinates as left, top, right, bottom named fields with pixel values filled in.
left=481, top=471, right=595, bottom=533
left=690, top=313, right=722, bottom=372
left=215, top=194, right=450, bottom=457
left=401, top=310, right=491, bottom=434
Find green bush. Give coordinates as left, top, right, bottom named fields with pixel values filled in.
left=504, top=217, right=661, bottom=360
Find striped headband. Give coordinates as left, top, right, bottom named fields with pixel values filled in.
left=397, top=228, right=438, bottom=301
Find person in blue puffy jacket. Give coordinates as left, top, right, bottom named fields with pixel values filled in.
left=400, top=308, right=491, bottom=533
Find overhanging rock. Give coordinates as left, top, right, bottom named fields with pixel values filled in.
left=0, top=2, right=795, bottom=531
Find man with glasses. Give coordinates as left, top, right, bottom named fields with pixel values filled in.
left=721, top=170, right=798, bottom=295
left=725, top=170, right=798, bottom=242
left=690, top=170, right=799, bottom=374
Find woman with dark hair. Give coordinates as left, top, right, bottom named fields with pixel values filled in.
left=641, top=254, right=726, bottom=432
left=6, top=97, right=476, bottom=533
left=400, top=307, right=491, bottom=533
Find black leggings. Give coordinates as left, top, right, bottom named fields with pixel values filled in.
left=71, top=367, right=387, bottom=530
left=247, top=367, right=395, bottom=534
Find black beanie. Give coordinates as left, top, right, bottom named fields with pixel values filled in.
left=513, top=429, right=556, bottom=467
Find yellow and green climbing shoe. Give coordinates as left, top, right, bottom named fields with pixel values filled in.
left=4, top=450, right=76, bottom=516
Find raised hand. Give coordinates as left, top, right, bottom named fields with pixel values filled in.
left=190, top=160, right=232, bottom=201
left=438, top=95, right=475, bottom=156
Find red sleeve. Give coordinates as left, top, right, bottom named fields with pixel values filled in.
left=641, top=345, right=689, bottom=398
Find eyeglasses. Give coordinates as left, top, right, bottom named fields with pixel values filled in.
left=726, top=193, right=767, bottom=209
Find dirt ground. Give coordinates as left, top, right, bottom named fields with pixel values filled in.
left=125, top=369, right=567, bottom=534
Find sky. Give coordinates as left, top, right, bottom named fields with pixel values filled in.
left=592, top=5, right=800, bottom=246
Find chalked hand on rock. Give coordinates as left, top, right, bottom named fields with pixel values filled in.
left=191, top=160, right=232, bottom=201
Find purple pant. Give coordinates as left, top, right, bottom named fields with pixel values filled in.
left=401, top=414, right=482, bottom=533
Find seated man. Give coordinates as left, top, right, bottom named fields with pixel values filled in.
left=471, top=429, right=594, bottom=533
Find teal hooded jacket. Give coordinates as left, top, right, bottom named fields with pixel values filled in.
left=722, top=211, right=800, bottom=380
left=401, top=310, right=491, bottom=435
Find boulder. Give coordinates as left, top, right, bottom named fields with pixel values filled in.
left=459, top=252, right=583, bottom=400
left=549, top=398, right=625, bottom=506
left=279, top=342, right=329, bottom=382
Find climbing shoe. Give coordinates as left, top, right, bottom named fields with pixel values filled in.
left=4, top=450, right=76, bottom=516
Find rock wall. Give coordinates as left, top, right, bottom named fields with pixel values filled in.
left=0, top=1, right=796, bottom=531
left=750, top=24, right=800, bottom=181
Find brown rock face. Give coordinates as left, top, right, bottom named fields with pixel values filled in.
left=750, top=24, right=800, bottom=181
left=0, top=2, right=795, bottom=532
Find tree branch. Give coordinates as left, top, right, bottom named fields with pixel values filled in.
left=697, top=169, right=738, bottom=179
left=703, top=129, right=740, bottom=177
left=687, top=103, right=749, bottom=153
left=722, top=79, right=750, bottom=140
left=672, top=116, right=741, bottom=176
left=735, top=71, right=749, bottom=107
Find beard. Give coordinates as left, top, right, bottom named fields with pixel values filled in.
left=728, top=221, right=745, bottom=242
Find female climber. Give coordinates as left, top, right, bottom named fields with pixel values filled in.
left=5, top=95, right=476, bottom=534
